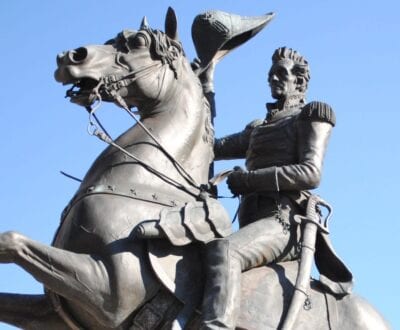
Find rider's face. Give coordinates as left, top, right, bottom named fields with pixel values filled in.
left=268, top=59, right=298, bottom=100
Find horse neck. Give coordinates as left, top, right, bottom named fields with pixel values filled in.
left=80, top=64, right=212, bottom=200
left=137, top=75, right=212, bottom=185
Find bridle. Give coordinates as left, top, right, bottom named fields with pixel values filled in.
left=79, top=58, right=207, bottom=200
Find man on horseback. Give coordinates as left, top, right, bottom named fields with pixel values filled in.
left=134, top=13, right=352, bottom=327
left=199, top=47, right=337, bottom=329
left=1, top=7, right=386, bottom=329
left=122, top=11, right=352, bottom=328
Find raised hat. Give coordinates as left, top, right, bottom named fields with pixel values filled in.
left=192, top=10, right=275, bottom=68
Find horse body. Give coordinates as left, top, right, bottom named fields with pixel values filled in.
left=50, top=79, right=210, bottom=327
left=236, top=262, right=391, bottom=330
left=51, top=14, right=213, bottom=328
left=0, top=10, right=213, bottom=329
left=149, top=243, right=391, bottom=330
left=0, top=8, right=391, bottom=330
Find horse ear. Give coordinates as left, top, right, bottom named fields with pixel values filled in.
left=140, top=16, right=149, bottom=29
left=165, top=7, right=179, bottom=41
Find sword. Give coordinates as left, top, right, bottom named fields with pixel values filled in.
left=281, top=194, right=332, bottom=330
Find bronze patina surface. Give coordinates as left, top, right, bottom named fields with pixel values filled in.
left=0, top=7, right=390, bottom=330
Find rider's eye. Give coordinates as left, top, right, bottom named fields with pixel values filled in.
left=131, top=33, right=150, bottom=49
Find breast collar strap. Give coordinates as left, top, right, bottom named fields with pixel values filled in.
left=60, top=184, right=186, bottom=225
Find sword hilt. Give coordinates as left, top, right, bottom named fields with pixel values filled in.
left=304, top=194, right=332, bottom=234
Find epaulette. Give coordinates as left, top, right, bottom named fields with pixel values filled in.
left=245, top=119, right=264, bottom=130
left=300, top=101, right=336, bottom=126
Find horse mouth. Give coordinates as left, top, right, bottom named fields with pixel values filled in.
left=65, top=78, right=102, bottom=106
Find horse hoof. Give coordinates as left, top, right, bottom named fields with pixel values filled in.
left=0, top=231, right=24, bottom=263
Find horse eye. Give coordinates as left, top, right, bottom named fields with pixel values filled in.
left=132, top=33, right=150, bottom=48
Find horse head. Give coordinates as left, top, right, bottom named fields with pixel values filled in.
left=55, top=7, right=212, bottom=191
left=55, top=8, right=197, bottom=117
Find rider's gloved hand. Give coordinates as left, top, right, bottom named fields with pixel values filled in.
left=226, top=166, right=251, bottom=196
left=191, top=58, right=215, bottom=94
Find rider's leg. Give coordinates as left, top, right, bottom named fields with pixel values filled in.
left=200, top=202, right=300, bottom=329
left=201, top=239, right=241, bottom=330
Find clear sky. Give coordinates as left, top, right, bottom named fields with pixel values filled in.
left=0, top=1, right=399, bottom=329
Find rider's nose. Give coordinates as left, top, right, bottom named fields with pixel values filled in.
left=67, top=47, right=89, bottom=64
left=271, top=74, right=279, bottom=82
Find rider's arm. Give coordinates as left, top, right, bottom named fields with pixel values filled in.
left=214, top=119, right=262, bottom=161
left=228, top=102, right=335, bottom=193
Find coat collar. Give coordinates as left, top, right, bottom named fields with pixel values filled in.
left=266, top=93, right=305, bottom=121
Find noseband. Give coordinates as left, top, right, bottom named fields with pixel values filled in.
left=101, top=61, right=164, bottom=99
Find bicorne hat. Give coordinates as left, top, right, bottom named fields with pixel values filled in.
left=192, top=10, right=275, bottom=69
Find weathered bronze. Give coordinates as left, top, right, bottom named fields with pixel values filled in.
left=0, top=7, right=390, bottom=330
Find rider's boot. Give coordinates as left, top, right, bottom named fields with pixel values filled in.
left=200, top=239, right=241, bottom=330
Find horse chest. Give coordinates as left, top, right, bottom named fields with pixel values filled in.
left=53, top=192, right=162, bottom=252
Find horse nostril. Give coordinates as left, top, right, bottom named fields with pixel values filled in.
left=68, top=47, right=88, bottom=64
left=56, top=52, right=66, bottom=66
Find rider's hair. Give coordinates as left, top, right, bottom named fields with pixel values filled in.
left=271, top=47, right=310, bottom=93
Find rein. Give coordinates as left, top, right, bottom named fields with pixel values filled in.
left=102, top=62, right=163, bottom=96
left=84, top=62, right=205, bottom=199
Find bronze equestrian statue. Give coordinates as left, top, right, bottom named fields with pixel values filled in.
left=0, top=8, right=391, bottom=330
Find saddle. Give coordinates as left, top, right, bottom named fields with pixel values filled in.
left=128, top=233, right=353, bottom=330
left=138, top=241, right=341, bottom=330
left=128, top=241, right=203, bottom=329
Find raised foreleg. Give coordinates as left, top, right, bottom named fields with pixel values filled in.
left=0, top=231, right=113, bottom=326
left=0, top=230, right=159, bottom=328
left=0, top=293, right=68, bottom=330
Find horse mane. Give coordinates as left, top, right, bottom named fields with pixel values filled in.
left=141, top=27, right=215, bottom=147
left=105, top=26, right=214, bottom=146
left=107, top=27, right=184, bottom=76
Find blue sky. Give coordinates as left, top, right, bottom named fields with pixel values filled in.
left=0, top=1, right=399, bottom=329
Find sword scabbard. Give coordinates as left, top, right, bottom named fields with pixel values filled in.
left=281, top=195, right=332, bottom=330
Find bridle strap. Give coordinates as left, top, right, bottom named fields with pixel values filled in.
left=91, top=128, right=200, bottom=199
left=85, top=60, right=204, bottom=199
left=102, top=62, right=162, bottom=95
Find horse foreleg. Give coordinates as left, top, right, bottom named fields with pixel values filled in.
left=0, top=293, right=68, bottom=330
left=0, top=231, right=112, bottom=326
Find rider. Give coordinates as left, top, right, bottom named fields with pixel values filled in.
left=199, top=47, right=336, bottom=329
left=135, top=12, right=351, bottom=328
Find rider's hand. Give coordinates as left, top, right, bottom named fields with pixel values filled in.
left=192, top=58, right=215, bottom=94
left=227, top=167, right=251, bottom=196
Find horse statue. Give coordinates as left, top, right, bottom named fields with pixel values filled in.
left=0, top=8, right=390, bottom=330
